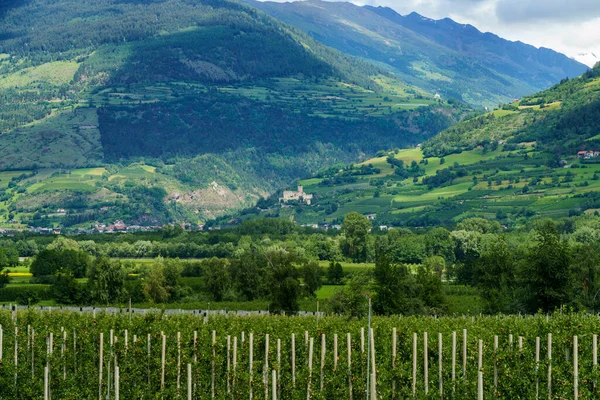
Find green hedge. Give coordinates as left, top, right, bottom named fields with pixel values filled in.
left=0, top=285, right=52, bottom=302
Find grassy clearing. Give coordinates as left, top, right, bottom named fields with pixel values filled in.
left=0, top=61, right=79, bottom=88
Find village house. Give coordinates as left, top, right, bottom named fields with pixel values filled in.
left=113, top=220, right=127, bottom=231
left=280, top=186, right=313, bottom=205
left=577, top=150, right=600, bottom=159
left=366, top=213, right=377, bottom=221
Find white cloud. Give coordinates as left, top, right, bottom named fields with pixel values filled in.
left=261, top=0, right=600, bottom=66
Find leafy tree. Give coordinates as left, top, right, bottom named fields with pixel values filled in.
left=327, top=261, right=344, bottom=285
left=456, top=218, right=502, bottom=234
left=341, top=212, right=371, bottom=262
left=328, top=272, right=370, bottom=318
left=473, top=236, right=517, bottom=313
left=425, top=227, right=456, bottom=264
left=372, top=254, right=421, bottom=315
left=52, top=274, right=83, bottom=305
left=142, top=264, right=169, bottom=304
left=202, top=257, right=231, bottom=302
left=300, top=260, right=323, bottom=297
left=0, top=270, right=9, bottom=289
left=230, top=246, right=267, bottom=301
left=30, top=249, right=61, bottom=278
left=265, top=247, right=301, bottom=314
left=0, top=246, right=19, bottom=268
left=416, top=264, right=447, bottom=313
left=520, top=221, right=572, bottom=312
left=87, top=256, right=126, bottom=305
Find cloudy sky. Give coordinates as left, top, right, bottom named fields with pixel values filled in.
left=267, top=0, right=600, bottom=66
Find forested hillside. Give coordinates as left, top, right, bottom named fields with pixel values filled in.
left=225, top=64, right=600, bottom=228
left=0, top=0, right=468, bottom=226
left=247, top=0, right=588, bottom=108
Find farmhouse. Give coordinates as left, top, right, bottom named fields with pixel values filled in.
left=280, top=186, right=313, bottom=205
left=577, top=150, right=600, bottom=159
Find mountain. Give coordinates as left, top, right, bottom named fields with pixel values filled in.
left=222, top=64, right=600, bottom=229
left=0, top=0, right=468, bottom=228
left=245, top=0, right=588, bottom=108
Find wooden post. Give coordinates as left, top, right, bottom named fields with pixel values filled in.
left=227, top=335, right=231, bottom=394
left=361, top=328, right=365, bottom=355
left=478, top=339, right=482, bottom=372
left=535, top=337, right=540, bottom=399
left=73, top=329, right=77, bottom=374
left=233, top=336, right=238, bottom=393
left=14, top=326, right=18, bottom=385
left=424, top=332, right=429, bottom=395
left=333, top=334, right=338, bottom=372
left=518, top=336, right=523, bottom=352
left=594, top=334, right=598, bottom=391
left=115, top=366, right=120, bottom=400
left=370, top=328, right=376, bottom=400
left=392, top=328, right=397, bottom=399
left=99, top=332, right=104, bottom=400
left=347, top=333, right=352, bottom=400
left=413, top=332, right=417, bottom=396
left=188, top=364, right=192, bottom=400
left=462, top=329, right=467, bottom=383
left=0, top=325, right=3, bottom=361
left=62, top=329, right=66, bottom=380
left=212, top=330, right=216, bottom=399
left=194, top=331, right=198, bottom=364
left=494, top=336, right=498, bottom=395
left=31, top=328, right=35, bottom=378
left=272, top=370, right=277, bottom=400
left=44, top=365, right=49, bottom=400
left=574, top=335, right=578, bottom=400
left=291, top=333, right=296, bottom=386
left=264, top=333, right=270, bottom=400
left=161, top=333, right=166, bottom=391
left=277, top=338, right=281, bottom=398
left=178, top=332, right=182, bottom=392
left=477, top=371, right=483, bottom=400
left=307, top=337, right=314, bottom=400
left=439, top=333, right=443, bottom=398
left=147, top=333, right=151, bottom=385
left=320, top=334, right=325, bottom=392
left=452, top=331, right=456, bottom=396
left=547, top=333, right=552, bottom=400
left=250, top=332, right=254, bottom=400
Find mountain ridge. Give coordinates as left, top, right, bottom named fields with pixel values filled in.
left=0, top=0, right=467, bottom=227
left=218, top=64, right=600, bottom=229
left=248, top=0, right=588, bottom=107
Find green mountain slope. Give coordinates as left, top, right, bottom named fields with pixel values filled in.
left=246, top=0, right=588, bottom=108
left=0, top=0, right=468, bottom=227
left=227, top=64, right=600, bottom=229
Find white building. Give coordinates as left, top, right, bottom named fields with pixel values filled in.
left=280, top=186, right=313, bottom=205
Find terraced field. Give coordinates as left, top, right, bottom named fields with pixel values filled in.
left=279, top=143, right=600, bottom=228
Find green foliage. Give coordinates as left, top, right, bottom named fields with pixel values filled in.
left=326, top=261, right=345, bottom=285
left=202, top=257, right=231, bottom=302
left=30, top=249, right=90, bottom=279
left=341, top=212, right=371, bottom=262
left=87, top=256, right=126, bottom=305
left=521, top=221, right=572, bottom=312
left=299, top=260, right=322, bottom=297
